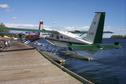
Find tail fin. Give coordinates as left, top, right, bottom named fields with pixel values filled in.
left=84, top=12, right=105, bottom=44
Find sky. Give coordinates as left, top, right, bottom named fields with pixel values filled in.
left=0, top=0, right=126, bottom=35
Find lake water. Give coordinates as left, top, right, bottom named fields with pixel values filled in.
left=29, top=38, right=126, bottom=84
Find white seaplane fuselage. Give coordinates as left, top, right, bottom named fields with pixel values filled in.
left=46, top=31, right=92, bottom=47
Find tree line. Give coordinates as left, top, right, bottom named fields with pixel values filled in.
left=0, top=23, right=9, bottom=32
left=111, top=35, right=126, bottom=39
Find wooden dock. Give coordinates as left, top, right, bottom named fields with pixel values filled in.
left=0, top=41, right=82, bottom=84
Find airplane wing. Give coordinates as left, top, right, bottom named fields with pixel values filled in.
left=0, top=27, right=59, bottom=34
left=69, top=30, right=113, bottom=34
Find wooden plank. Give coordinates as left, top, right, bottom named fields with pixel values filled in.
left=0, top=42, right=82, bottom=84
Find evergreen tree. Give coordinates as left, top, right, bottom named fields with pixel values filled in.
left=0, top=23, right=9, bottom=32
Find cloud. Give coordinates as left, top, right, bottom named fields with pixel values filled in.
left=64, top=26, right=89, bottom=31
left=48, top=26, right=90, bottom=31
left=5, top=23, right=38, bottom=29
left=103, top=26, right=126, bottom=38
left=11, top=17, right=17, bottom=20
left=0, top=4, right=9, bottom=9
left=111, top=27, right=126, bottom=35
left=104, top=26, right=126, bottom=35
left=4, top=23, right=126, bottom=35
left=4, top=23, right=54, bottom=31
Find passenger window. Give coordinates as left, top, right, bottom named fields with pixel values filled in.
left=51, top=34, right=53, bottom=37
left=56, top=35, right=59, bottom=39
left=60, top=36, right=63, bottom=39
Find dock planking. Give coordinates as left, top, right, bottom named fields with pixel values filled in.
left=0, top=41, right=82, bottom=84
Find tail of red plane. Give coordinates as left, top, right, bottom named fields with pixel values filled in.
left=39, top=21, right=44, bottom=30
left=38, top=21, right=44, bottom=36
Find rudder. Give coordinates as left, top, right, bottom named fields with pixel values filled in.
left=84, top=12, right=105, bottom=44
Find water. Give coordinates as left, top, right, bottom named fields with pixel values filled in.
left=28, top=38, right=126, bottom=84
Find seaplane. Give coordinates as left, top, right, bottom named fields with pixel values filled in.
left=46, top=12, right=104, bottom=45
left=45, top=12, right=120, bottom=51
left=0, top=12, right=120, bottom=52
